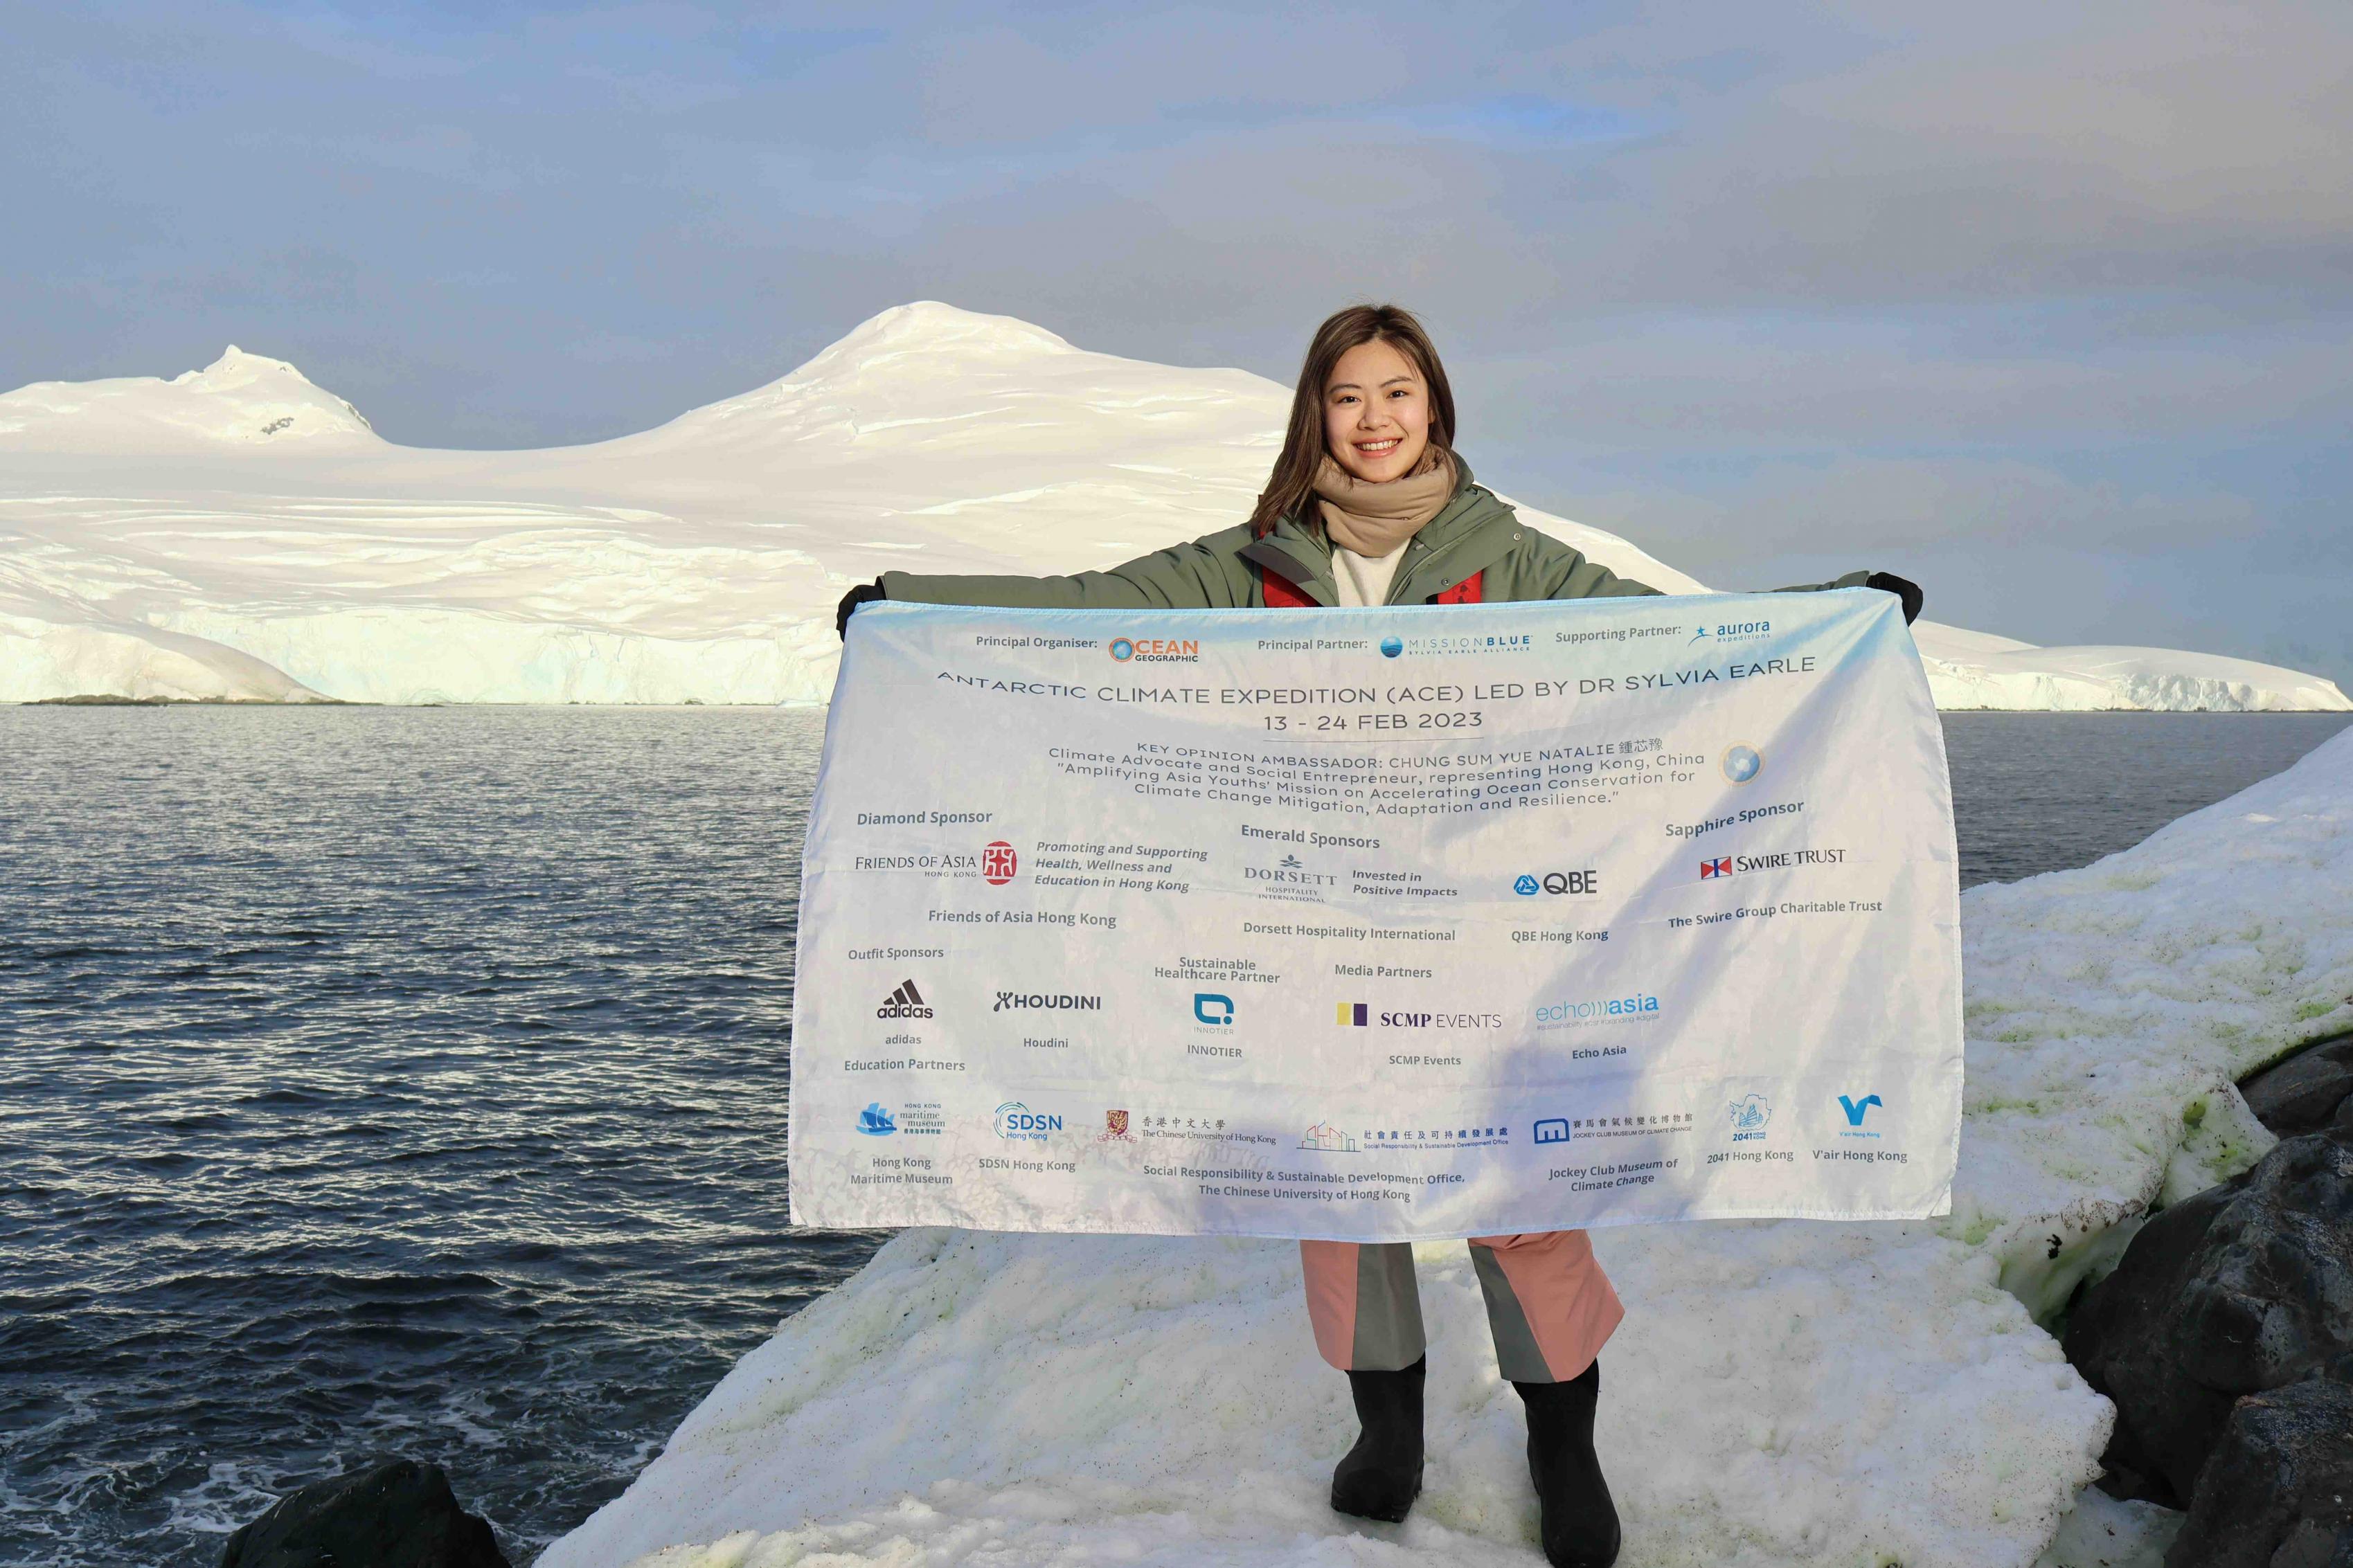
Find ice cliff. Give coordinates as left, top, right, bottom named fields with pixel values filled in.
left=539, top=728, right=2353, bottom=1568
left=1, top=304, right=2343, bottom=710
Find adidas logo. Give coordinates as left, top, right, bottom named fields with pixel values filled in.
left=877, top=978, right=934, bottom=1020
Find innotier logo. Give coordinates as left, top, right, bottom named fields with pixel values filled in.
left=877, top=979, right=933, bottom=1019
left=1193, top=993, right=1234, bottom=1025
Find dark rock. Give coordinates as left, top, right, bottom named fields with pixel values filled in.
left=2240, top=1033, right=2353, bottom=1136
left=2064, top=1131, right=2353, bottom=1506
left=220, top=1459, right=510, bottom=1568
left=2166, top=1380, right=2353, bottom=1568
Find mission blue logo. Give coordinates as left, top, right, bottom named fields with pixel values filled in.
left=1721, top=744, right=1762, bottom=784
left=857, top=1103, right=897, bottom=1136
left=1194, top=993, right=1234, bottom=1025
left=1514, top=874, right=1541, bottom=895
left=1533, top=1117, right=1571, bottom=1145
left=1380, top=636, right=1404, bottom=658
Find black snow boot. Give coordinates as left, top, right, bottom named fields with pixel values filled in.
left=1330, top=1355, right=1425, bottom=1523
left=1516, top=1361, right=1620, bottom=1567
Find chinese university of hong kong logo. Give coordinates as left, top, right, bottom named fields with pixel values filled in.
left=981, top=841, right=1019, bottom=885
left=1100, top=1109, right=1133, bottom=1142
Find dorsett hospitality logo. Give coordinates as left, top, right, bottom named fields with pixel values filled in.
left=981, top=841, right=1019, bottom=885
left=1299, top=1120, right=1359, bottom=1152
left=1108, top=636, right=1199, bottom=663
left=877, top=979, right=933, bottom=1020
left=1728, top=1093, right=1773, bottom=1142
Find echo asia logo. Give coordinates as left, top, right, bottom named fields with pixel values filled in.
left=1108, top=636, right=1199, bottom=663
left=1728, top=1093, right=1773, bottom=1142
left=994, top=1101, right=1064, bottom=1142
left=1838, top=1092, right=1884, bottom=1139
left=1514, top=870, right=1599, bottom=896
left=1721, top=744, right=1762, bottom=785
left=982, top=841, right=1019, bottom=885
left=1533, top=991, right=1661, bottom=1029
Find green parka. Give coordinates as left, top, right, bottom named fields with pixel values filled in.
left=879, top=458, right=1872, bottom=610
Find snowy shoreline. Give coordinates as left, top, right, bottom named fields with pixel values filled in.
left=4, top=305, right=2345, bottom=714
left=533, top=728, right=2353, bottom=1568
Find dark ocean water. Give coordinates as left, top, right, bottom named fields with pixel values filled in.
left=2, top=707, right=2345, bottom=1566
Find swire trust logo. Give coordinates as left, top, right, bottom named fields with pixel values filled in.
left=1700, top=858, right=1732, bottom=879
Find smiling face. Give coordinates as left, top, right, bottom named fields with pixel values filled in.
left=1323, top=338, right=1433, bottom=483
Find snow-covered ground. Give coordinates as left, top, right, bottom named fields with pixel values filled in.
left=2, top=304, right=2343, bottom=710
left=540, top=731, right=2352, bottom=1568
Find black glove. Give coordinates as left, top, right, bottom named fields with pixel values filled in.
left=836, top=580, right=886, bottom=638
left=1866, top=572, right=1922, bottom=625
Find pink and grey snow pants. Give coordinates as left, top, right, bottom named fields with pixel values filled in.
left=1300, top=1232, right=1622, bottom=1384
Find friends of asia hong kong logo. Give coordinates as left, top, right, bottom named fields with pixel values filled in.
left=1108, top=637, right=1200, bottom=663
left=981, top=841, right=1019, bottom=885
left=993, top=1101, right=1064, bottom=1141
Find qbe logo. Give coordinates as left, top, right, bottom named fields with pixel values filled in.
left=981, top=841, right=1019, bottom=885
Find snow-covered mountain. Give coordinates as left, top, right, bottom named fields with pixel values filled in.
left=1, top=304, right=2343, bottom=709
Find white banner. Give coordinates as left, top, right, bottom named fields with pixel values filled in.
left=789, top=590, right=1961, bottom=1241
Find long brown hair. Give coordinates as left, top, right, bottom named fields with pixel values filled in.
left=1249, top=304, right=1458, bottom=537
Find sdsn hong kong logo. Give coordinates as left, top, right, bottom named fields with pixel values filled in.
left=1108, top=637, right=1200, bottom=663
left=993, top=1101, right=1064, bottom=1141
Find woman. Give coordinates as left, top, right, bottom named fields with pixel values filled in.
left=836, top=305, right=1920, bottom=1568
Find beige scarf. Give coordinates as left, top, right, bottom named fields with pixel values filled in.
left=1312, top=448, right=1457, bottom=557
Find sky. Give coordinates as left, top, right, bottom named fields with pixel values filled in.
left=6, top=1, right=2348, bottom=677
